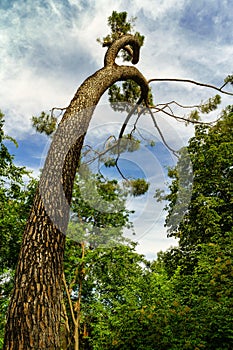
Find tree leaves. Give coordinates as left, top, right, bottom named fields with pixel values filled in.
left=125, top=178, right=149, bottom=197
left=31, top=111, right=57, bottom=135
left=97, top=11, right=144, bottom=62
left=108, top=80, right=154, bottom=113
left=224, top=74, right=233, bottom=86
left=187, top=94, right=222, bottom=123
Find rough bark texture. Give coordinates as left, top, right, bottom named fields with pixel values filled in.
left=3, top=35, right=149, bottom=350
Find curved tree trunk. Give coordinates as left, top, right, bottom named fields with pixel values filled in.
left=3, top=35, right=149, bottom=350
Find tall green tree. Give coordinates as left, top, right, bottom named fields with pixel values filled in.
left=152, top=107, right=233, bottom=349
left=0, top=112, right=32, bottom=271
left=61, top=171, right=134, bottom=349
left=157, top=106, right=233, bottom=275
left=0, top=113, right=36, bottom=348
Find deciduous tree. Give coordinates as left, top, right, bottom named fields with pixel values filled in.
left=157, top=107, right=233, bottom=276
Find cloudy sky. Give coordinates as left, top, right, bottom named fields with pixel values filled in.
left=1, top=0, right=232, bottom=259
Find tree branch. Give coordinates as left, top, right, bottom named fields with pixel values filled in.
left=156, top=100, right=203, bottom=110
left=145, top=106, right=179, bottom=157
left=104, top=34, right=141, bottom=66
left=150, top=106, right=219, bottom=125
left=148, top=78, right=233, bottom=96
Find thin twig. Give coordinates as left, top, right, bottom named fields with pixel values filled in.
left=156, top=100, right=203, bottom=110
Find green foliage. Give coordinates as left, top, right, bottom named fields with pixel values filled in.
left=158, top=106, right=233, bottom=261
left=155, top=146, right=193, bottom=237
left=63, top=241, right=157, bottom=350
left=199, top=94, right=221, bottom=113
left=182, top=107, right=232, bottom=246
left=100, top=133, right=141, bottom=172
left=0, top=113, right=28, bottom=187
left=97, top=11, right=153, bottom=111
left=0, top=112, right=35, bottom=271
left=224, top=74, right=233, bottom=86
left=0, top=112, right=37, bottom=347
left=168, top=233, right=233, bottom=349
left=97, top=11, right=144, bottom=61
left=187, top=109, right=200, bottom=123
left=68, top=171, right=133, bottom=248
left=187, top=94, right=221, bottom=123
left=150, top=140, right=156, bottom=147
left=125, top=178, right=149, bottom=197
left=62, top=170, right=140, bottom=348
left=104, top=134, right=141, bottom=156
left=31, top=111, right=57, bottom=135
left=155, top=106, right=233, bottom=349
left=104, top=158, right=116, bottom=167
left=108, top=80, right=154, bottom=113
left=87, top=239, right=232, bottom=350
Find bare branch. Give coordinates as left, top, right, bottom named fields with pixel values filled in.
left=50, top=106, right=68, bottom=117
left=118, top=97, right=144, bottom=140
left=114, top=98, right=145, bottom=180
left=148, top=78, right=233, bottom=96
left=150, top=106, right=218, bottom=125
left=219, top=81, right=228, bottom=90
left=115, top=161, right=128, bottom=181
left=156, top=100, right=203, bottom=110
left=144, top=106, right=179, bottom=158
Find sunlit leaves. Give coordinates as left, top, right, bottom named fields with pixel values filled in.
left=0, top=112, right=35, bottom=253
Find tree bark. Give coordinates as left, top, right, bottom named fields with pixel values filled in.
left=3, top=35, right=149, bottom=349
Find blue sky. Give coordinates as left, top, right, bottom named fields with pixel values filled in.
left=1, top=0, right=232, bottom=259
